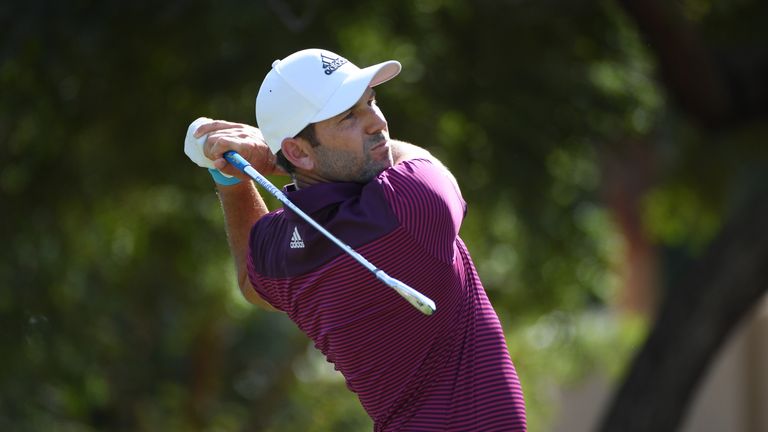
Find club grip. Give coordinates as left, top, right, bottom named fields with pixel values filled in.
left=224, top=151, right=250, bottom=171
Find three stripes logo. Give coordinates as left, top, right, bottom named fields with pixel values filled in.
left=320, top=53, right=347, bottom=75
left=290, top=227, right=305, bottom=249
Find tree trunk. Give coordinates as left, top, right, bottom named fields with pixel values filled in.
left=599, top=138, right=659, bottom=316
left=598, top=190, right=768, bottom=431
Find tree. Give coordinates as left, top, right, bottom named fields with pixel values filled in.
left=600, top=1, right=768, bottom=430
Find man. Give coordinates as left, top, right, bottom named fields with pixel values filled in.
left=185, top=48, right=527, bottom=431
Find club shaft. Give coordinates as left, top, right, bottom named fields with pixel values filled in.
left=223, top=151, right=436, bottom=315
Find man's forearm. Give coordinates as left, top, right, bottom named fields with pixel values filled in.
left=215, top=181, right=272, bottom=307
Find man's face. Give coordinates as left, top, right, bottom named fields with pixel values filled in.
left=308, top=87, right=393, bottom=183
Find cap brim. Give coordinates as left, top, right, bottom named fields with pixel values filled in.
left=311, top=60, right=401, bottom=123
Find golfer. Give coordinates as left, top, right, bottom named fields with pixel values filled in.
left=186, top=48, right=527, bottom=431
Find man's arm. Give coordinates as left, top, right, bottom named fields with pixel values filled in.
left=390, top=139, right=460, bottom=191
left=192, top=119, right=284, bottom=310
left=385, top=139, right=466, bottom=263
left=215, top=181, right=275, bottom=309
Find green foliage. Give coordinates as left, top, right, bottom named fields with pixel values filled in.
left=2, top=0, right=766, bottom=430
left=508, top=311, right=647, bottom=431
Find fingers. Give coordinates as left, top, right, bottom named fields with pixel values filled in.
left=204, top=134, right=238, bottom=162
left=193, top=118, right=281, bottom=175
left=213, top=157, right=248, bottom=181
left=213, top=157, right=228, bottom=170
left=194, top=120, right=249, bottom=138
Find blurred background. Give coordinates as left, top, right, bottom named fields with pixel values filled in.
left=2, top=0, right=767, bottom=431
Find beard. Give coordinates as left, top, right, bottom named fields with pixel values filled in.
left=314, top=133, right=392, bottom=183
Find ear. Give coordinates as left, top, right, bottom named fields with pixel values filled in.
left=280, top=137, right=315, bottom=171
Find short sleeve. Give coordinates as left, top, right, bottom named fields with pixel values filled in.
left=377, top=159, right=466, bottom=263
left=246, top=214, right=289, bottom=311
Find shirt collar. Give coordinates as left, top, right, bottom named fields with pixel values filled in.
left=282, top=181, right=364, bottom=220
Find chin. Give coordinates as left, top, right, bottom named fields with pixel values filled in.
left=357, top=163, right=389, bottom=183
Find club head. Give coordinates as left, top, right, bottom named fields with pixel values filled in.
left=377, top=271, right=436, bottom=315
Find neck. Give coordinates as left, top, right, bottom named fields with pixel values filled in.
left=291, top=170, right=327, bottom=190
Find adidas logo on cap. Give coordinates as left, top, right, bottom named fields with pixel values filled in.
left=320, top=53, right=347, bottom=75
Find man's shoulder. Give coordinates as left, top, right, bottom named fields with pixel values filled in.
left=377, top=158, right=443, bottom=187
left=377, top=158, right=457, bottom=198
left=389, top=157, right=439, bottom=173
left=255, top=207, right=286, bottom=224
left=251, top=208, right=288, bottom=240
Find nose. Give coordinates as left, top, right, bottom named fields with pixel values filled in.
left=365, top=105, right=387, bottom=135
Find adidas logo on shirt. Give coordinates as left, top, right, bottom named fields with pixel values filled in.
left=290, top=227, right=305, bottom=249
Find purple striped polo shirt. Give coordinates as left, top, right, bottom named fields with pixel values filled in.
left=247, top=158, right=527, bottom=431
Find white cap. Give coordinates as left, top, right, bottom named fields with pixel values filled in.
left=255, top=48, right=401, bottom=153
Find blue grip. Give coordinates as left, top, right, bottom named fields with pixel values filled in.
left=224, top=151, right=251, bottom=171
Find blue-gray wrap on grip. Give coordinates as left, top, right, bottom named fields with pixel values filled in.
left=208, top=168, right=241, bottom=185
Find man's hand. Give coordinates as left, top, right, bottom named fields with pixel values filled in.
left=194, top=119, right=286, bottom=179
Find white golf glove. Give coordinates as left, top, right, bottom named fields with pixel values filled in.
left=184, top=117, right=217, bottom=169
left=184, top=117, right=239, bottom=184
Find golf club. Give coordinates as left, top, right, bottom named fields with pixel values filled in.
left=223, top=151, right=437, bottom=316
